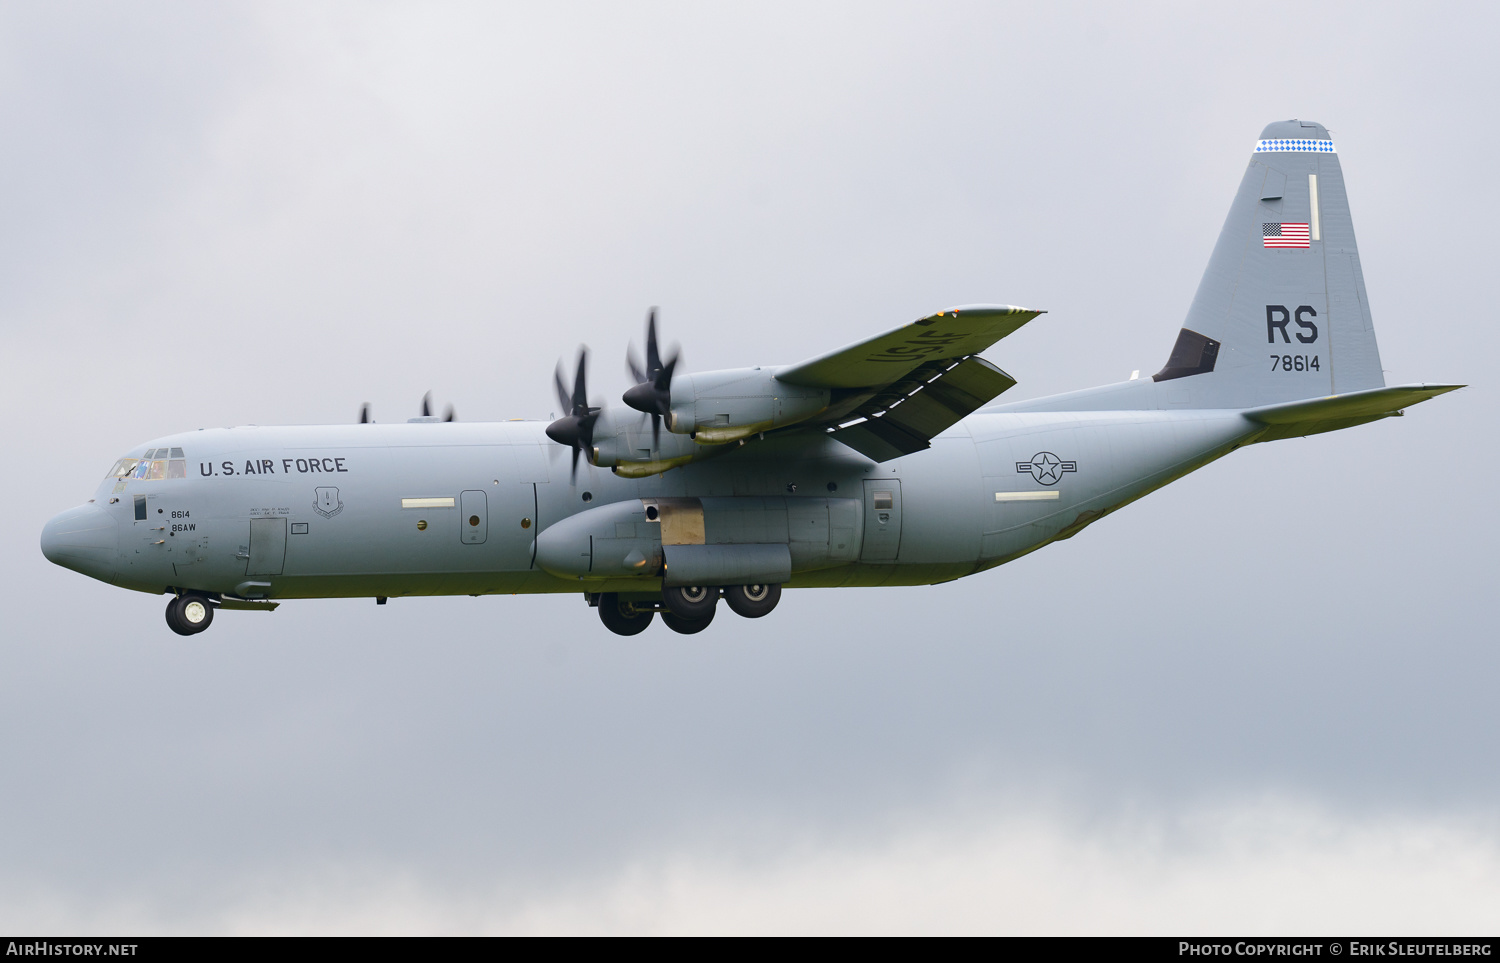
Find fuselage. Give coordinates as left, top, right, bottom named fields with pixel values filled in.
left=39, top=119, right=1453, bottom=633
left=41, top=406, right=1259, bottom=601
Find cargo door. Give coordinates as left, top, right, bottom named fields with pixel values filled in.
left=460, top=490, right=488, bottom=544
left=860, top=479, right=902, bottom=561
left=246, top=517, right=287, bottom=575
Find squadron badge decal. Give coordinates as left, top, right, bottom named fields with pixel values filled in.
left=313, top=486, right=344, bottom=518
left=1017, top=452, right=1077, bottom=486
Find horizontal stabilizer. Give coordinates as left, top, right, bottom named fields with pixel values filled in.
left=776, top=304, right=1041, bottom=389
left=1244, top=383, right=1463, bottom=441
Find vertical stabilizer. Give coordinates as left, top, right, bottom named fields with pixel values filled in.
left=1155, top=120, right=1384, bottom=406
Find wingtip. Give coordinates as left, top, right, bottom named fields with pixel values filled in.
left=939, top=303, right=1045, bottom=316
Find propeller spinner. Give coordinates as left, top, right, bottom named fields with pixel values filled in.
left=623, top=307, right=679, bottom=446
left=546, top=349, right=599, bottom=483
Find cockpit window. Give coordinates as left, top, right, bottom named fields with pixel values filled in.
left=107, top=452, right=187, bottom=481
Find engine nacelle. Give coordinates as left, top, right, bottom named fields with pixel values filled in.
left=587, top=407, right=701, bottom=476
left=666, top=368, right=830, bottom=444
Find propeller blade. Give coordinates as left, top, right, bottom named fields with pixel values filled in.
left=359, top=403, right=371, bottom=424
left=554, top=363, right=571, bottom=414
left=627, top=348, right=646, bottom=387
left=645, top=306, right=661, bottom=375
left=571, top=347, right=589, bottom=414
left=421, top=391, right=432, bottom=418
left=570, top=446, right=580, bottom=484
left=444, top=405, right=456, bottom=422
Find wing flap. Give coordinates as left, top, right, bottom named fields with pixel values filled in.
left=830, top=356, right=1018, bottom=462
left=776, top=304, right=1042, bottom=389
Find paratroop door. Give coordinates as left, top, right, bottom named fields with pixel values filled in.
left=246, top=517, right=287, bottom=575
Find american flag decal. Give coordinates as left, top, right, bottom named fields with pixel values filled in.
left=1263, top=222, right=1310, bottom=248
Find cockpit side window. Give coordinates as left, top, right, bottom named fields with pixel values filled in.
left=107, top=449, right=187, bottom=481
left=106, top=458, right=140, bottom=479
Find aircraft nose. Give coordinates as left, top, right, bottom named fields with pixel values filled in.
left=41, top=503, right=119, bottom=581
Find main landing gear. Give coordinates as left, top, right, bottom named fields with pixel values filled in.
left=723, top=583, right=781, bottom=619
left=593, top=583, right=782, bottom=636
left=597, top=594, right=654, bottom=636
left=165, top=593, right=214, bottom=636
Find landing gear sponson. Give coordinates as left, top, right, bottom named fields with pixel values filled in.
left=592, top=583, right=781, bottom=636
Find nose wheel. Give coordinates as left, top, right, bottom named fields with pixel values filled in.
left=165, top=594, right=214, bottom=636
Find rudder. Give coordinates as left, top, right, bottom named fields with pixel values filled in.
left=1154, top=120, right=1384, bottom=407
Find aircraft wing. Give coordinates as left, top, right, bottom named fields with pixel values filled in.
left=775, top=304, right=1043, bottom=389
left=774, top=304, right=1042, bottom=462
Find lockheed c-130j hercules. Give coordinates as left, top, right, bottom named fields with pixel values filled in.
left=41, top=120, right=1461, bottom=637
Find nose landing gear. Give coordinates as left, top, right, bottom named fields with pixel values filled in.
left=165, top=594, right=214, bottom=636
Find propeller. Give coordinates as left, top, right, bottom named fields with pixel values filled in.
left=623, top=307, right=679, bottom=447
left=419, top=391, right=456, bottom=421
left=364, top=395, right=455, bottom=424
left=545, top=348, right=599, bottom=483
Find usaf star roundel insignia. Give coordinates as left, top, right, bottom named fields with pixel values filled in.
left=1016, top=452, right=1077, bottom=486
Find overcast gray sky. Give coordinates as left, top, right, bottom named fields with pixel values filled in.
left=3, top=1, right=1497, bottom=934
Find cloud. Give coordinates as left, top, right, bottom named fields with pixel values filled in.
left=6, top=797, right=1498, bottom=934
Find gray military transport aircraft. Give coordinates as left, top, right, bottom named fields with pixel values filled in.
left=42, top=120, right=1461, bottom=637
